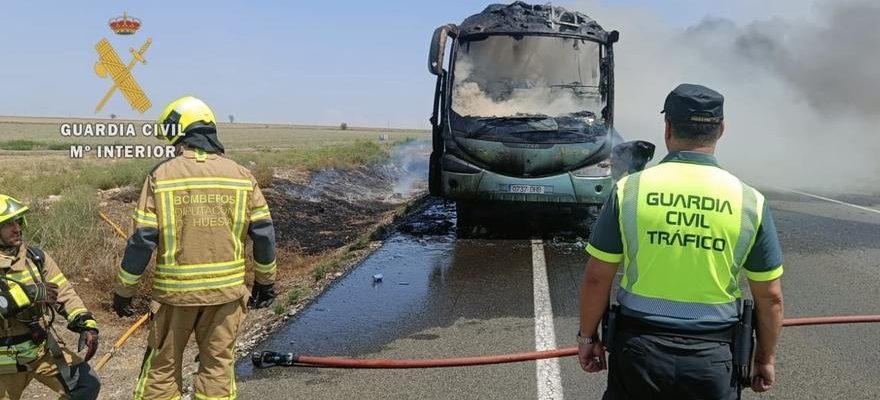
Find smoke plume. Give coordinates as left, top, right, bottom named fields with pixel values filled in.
left=577, top=0, right=880, bottom=193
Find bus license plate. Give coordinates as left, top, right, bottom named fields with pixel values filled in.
left=509, top=184, right=545, bottom=194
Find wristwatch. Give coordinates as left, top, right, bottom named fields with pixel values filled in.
left=576, top=331, right=600, bottom=345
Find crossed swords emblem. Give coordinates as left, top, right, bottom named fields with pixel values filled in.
left=94, top=38, right=152, bottom=114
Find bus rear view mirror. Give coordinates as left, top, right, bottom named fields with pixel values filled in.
left=612, top=140, right=655, bottom=179
left=428, top=24, right=458, bottom=76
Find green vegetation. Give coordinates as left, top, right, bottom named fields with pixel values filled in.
left=0, top=140, right=394, bottom=200
left=286, top=286, right=305, bottom=305
left=0, top=117, right=427, bottom=150
left=312, top=262, right=331, bottom=282
left=272, top=302, right=287, bottom=315
left=0, top=140, right=78, bottom=150
left=25, top=186, right=100, bottom=249
left=347, top=234, right=372, bottom=251
left=312, top=251, right=358, bottom=282
left=0, top=158, right=155, bottom=199
left=229, top=140, right=387, bottom=171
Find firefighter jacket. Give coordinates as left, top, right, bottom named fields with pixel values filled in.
left=116, top=148, right=277, bottom=306
left=0, top=245, right=93, bottom=373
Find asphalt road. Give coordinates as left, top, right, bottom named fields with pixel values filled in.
left=237, top=189, right=880, bottom=400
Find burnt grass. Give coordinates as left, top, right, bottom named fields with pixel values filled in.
left=265, top=164, right=410, bottom=254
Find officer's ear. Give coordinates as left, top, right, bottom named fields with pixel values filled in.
left=664, top=119, right=672, bottom=141
left=717, top=120, right=725, bottom=141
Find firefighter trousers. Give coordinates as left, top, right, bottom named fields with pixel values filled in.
left=134, top=298, right=247, bottom=400
left=0, top=348, right=101, bottom=400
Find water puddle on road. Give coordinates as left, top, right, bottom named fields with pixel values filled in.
left=237, top=201, right=472, bottom=378
left=236, top=199, right=590, bottom=379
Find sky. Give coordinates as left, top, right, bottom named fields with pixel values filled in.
left=0, top=0, right=815, bottom=128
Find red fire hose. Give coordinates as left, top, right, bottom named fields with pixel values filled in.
left=252, top=314, right=880, bottom=369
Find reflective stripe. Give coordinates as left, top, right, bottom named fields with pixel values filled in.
left=6, top=271, right=34, bottom=284
left=67, top=307, right=88, bottom=322
left=250, top=210, right=271, bottom=221
left=618, top=289, right=739, bottom=321
left=0, top=340, right=45, bottom=365
left=620, top=173, right=641, bottom=291
left=48, top=273, right=68, bottom=286
left=232, top=190, right=247, bottom=260
left=746, top=265, right=784, bottom=281
left=251, top=205, right=271, bottom=221
left=195, top=393, right=235, bottom=400
left=727, top=185, right=761, bottom=294
left=7, top=282, right=30, bottom=308
left=585, top=243, right=623, bottom=264
left=160, top=192, right=177, bottom=266
left=134, top=348, right=156, bottom=399
left=153, top=273, right=245, bottom=292
left=155, top=259, right=245, bottom=277
left=254, top=260, right=277, bottom=274
left=118, top=267, right=142, bottom=285
left=154, top=177, right=253, bottom=193
left=132, top=209, right=158, bottom=227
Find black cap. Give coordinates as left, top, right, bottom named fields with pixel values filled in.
left=661, top=83, right=724, bottom=124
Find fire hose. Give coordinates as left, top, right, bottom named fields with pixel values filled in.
left=98, top=212, right=880, bottom=371
left=252, top=314, right=880, bottom=369
left=94, top=211, right=149, bottom=372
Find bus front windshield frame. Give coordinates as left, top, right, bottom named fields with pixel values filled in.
left=451, top=35, right=604, bottom=120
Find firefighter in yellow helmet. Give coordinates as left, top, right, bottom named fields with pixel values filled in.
left=112, top=96, right=277, bottom=400
left=0, top=195, right=101, bottom=400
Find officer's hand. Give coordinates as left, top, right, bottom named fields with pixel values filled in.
left=751, top=362, right=775, bottom=392
left=578, top=341, right=606, bottom=373
left=78, top=330, right=99, bottom=362
left=248, top=283, right=276, bottom=309
left=112, top=293, right=135, bottom=317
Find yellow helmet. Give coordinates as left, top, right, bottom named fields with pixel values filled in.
left=156, top=96, right=217, bottom=144
left=0, top=195, right=29, bottom=227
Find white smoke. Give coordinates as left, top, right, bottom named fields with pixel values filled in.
left=451, top=35, right=603, bottom=118
left=575, top=0, right=880, bottom=193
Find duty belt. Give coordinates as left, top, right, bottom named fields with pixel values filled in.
left=616, top=313, right=735, bottom=343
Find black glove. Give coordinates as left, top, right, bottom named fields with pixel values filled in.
left=112, top=293, right=135, bottom=317
left=248, top=283, right=276, bottom=309
left=78, top=330, right=99, bottom=362
left=68, top=312, right=99, bottom=362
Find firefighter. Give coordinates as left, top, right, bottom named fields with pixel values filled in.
left=577, top=84, right=785, bottom=399
left=112, top=96, right=278, bottom=400
left=0, top=195, right=101, bottom=400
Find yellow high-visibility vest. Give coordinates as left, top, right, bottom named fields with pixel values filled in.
left=614, top=160, right=764, bottom=321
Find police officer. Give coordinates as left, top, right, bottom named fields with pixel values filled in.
left=111, top=96, right=277, bottom=399
left=577, top=84, right=785, bottom=399
left=0, top=195, right=100, bottom=400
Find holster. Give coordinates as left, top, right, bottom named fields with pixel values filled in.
left=601, top=304, right=619, bottom=352
left=733, top=299, right=755, bottom=388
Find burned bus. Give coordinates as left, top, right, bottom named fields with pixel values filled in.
left=427, top=2, right=653, bottom=225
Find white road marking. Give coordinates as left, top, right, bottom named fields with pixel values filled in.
left=785, top=189, right=880, bottom=215
left=532, top=239, right=564, bottom=400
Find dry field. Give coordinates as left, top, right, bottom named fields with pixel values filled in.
left=0, top=116, right=428, bottom=399
left=0, top=115, right=425, bottom=150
